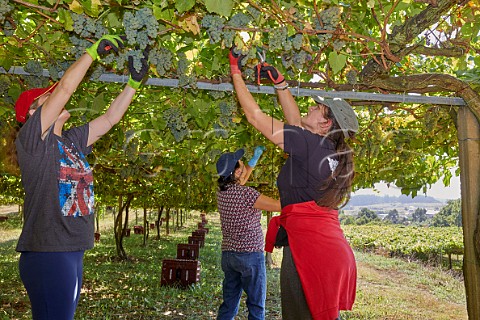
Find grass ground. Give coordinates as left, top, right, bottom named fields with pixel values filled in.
left=0, top=207, right=468, bottom=319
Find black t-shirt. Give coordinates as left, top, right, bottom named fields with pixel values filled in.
left=277, top=124, right=337, bottom=207
left=15, top=106, right=95, bottom=252
left=275, top=124, right=337, bottom=246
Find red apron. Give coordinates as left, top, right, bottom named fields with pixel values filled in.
left=279, top=201, right=357, bottom=320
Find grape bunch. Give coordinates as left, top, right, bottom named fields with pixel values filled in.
left=3, top=19, right=14, bottom=36
left=346, top=70, right=358, bottom=85
left=24, top=61, right=44, bottom=76
left=123, top=7, right=158, bottom=50
left=149, top=47, right=173, bottom=76
left=208, top=91, right=226, bottom=100
left=246, top=5, right=261, bottom=20
left=162, top=107, right=189, bottom=142
left=0, top=0, right=13, bottom=24
left=315, top=7, right=342, bottom=44
left=227, top=13, right=251, bottom=28
left=71, top=13, right=107, bottom=39
left=268, top=27, right=288, bottom=51
left=201, top=15, right=225, bottom=44
left=90, top=65, right=106, bottom=81
left=176, top=52, right=196, bottom=88
left=127, top=49, right=146, bottom=73
left=0, top=74, right=11, bottom=95
left=69, top=35, right=94, bottom=59
left=213, top=123, right=228, bottom=139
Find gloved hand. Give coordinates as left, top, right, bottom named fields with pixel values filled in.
left=248, top=146, right=266, bottom=167
left=229, top=47, right=247, bottom=75
left=128, top=48, right=150, bottom=90
left=254, top=63, right=285, bottom=85
left=86, top=35, right=125, bottom=61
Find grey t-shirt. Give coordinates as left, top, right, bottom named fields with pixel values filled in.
left=15, top=106, right=95, bottom=252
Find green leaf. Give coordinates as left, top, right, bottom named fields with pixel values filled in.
left=107, top=13, right=122, bottom=28
left=328, top=51, right=346, bottom=74
left=205, top=0, right=234, bottom=17
left=175, top=0, right=195, bottom=13
left=154, top=6, right=175, bottom=21
left=91, top=93, right=106, bottom=114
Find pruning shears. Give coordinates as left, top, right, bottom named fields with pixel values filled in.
left=255, top=47, right=268, bottom=85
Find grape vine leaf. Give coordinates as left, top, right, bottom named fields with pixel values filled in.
left=175, top=0, right=196, bottom=14
left=328, top=51, right=347, bottom=74
left=205, top=0, right=234, bottom=17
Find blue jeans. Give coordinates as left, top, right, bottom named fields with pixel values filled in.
left=217, top=251, right=266, bottom=320
left=19, top=251, right=84, bottom=320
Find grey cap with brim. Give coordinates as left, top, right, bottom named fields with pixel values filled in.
left=216, top=149, right=245, bottom=177
left=312, top=96, right=359, bottom=138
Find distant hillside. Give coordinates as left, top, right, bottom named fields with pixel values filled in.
left=347, top=194, right=441, bottom=207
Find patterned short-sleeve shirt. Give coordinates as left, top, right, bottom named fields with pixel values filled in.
left=217, top=184, right=263, bottom=252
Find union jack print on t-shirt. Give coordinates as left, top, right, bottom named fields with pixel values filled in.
left=58, top=140, right=94, bottom=217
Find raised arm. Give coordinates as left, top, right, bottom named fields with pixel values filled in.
left=238, top=146, right=266, bottom=185
left=87, top=47, right=149, bottom=146
left=229, top=50, right=285, bottom=149
left=255, top=64, right=302, bottom=126
left=41, top=35, right=125, bottom=136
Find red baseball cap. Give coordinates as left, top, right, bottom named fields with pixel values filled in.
left=14, top=82, right=58, bottom=123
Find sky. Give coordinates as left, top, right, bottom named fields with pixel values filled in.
left=354, top=174, right=461, bottom=200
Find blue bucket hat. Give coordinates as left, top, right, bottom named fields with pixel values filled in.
left=216, top=149, right=245, bottom=177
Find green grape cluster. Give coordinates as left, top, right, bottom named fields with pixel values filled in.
left=208, top=91, right=226, bottom=100
left=292, top=34, right=303, bottom=50
left=23, top=75, right=49, bottom=89
left=316, top=7, right=342, bottom=44
left=228, top=13, right=251, bottom=28
left=24, top=61, right=44, bottom=76
left=3, top=19, right=14, bottom=36
left=213, top=123, right=228, bottom=139
left=90, top=65, right=106, bottom=80
left=103, top=51, right=128, bottom=71
left=177, top=52, right=196, bottom=88
left=332, top=40, right=346, bottom=51
left=292, top=51, right=311, bottom=70
left=0, top=0, right=13, bottom=24
left=120, top=166, right=140, bottom=179
left=268, top=27, right=288, bottom=51
left=162, top=107, right=189, bottom=142
left=201, top=15, right=225, bottom=44
left=215, top=100, right=237, bottom=139
left=71, top=13, right=106, bottom=39
left=346, top=70, right=358, bottom=84
left=149, top=47, right=173, bottom=76
left=206, top=149, right=222, bottom=162
left=69, top=35, right=93, bottom=59
left=127, top=49, right=146, bottom=73
left=246, top=5, right=261, bottom=20
left=123, top=8, right=158, bottom=50
left=0, top=74, right=11, bottom=95
left=219, top=101, right=237, bottom=116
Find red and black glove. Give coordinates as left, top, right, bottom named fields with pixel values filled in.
left=254, top=63, right=285, bottom=85
left=229, top=47, right=246, bottom=75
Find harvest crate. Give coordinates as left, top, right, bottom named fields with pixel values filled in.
left=161, top=259, right=201, bottom=288
left=133, top=225, right=144, bottom=234
left=198, top=227, right=209, bottom=234
left=192, top=230, right=206, bottom=239
left=188, top=235, right=204, bottom=248
left=177, top=243, right=200, bottom=260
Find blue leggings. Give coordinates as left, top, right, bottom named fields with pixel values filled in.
left=19, top=251, right=84, bottom=320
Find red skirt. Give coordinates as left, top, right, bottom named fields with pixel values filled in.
left=279, top=201, right=357, bottom=320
